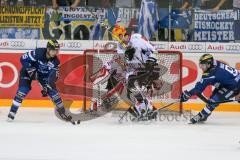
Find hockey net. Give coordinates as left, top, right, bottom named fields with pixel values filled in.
left=82, top=49, right=182, bottom=114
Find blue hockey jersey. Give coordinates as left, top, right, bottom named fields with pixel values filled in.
left=189, top=60, right=240, bottom=95
left=20, top=48, right=60, bottom=81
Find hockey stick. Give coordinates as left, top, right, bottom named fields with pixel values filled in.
left=118, top=105, right=134, bottom=123
left=37, top=81, right=80, bottom=125
left=196, top=92, right=236, bottom=105
left=151, top=100, right=181, bottom=114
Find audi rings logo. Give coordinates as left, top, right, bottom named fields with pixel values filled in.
left=187, top=44, right=203, bottom=50
left=10, top=41, right=25, bottom=47
left=0, top=41, right=9, bottom=47
left=104, top=42, right=117, bottom=50
left=225, top=45, right=240, bottom=51
left=154, top=43, right=167, bottom=50
left=0, top=62, right=18, bottom=88
left=66, top=42, right=82, bottom=48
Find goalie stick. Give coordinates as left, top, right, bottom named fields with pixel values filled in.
left=196, top=92, right=236, bottom=105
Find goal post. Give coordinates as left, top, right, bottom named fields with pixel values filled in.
left=82, top=49, right=183, bottom=114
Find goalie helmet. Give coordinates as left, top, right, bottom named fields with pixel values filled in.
left=112, top=25, right=126, bottom=38
left=47, top=40, right=60, bottom=50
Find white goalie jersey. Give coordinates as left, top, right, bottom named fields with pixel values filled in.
left=128, top=33, right=156, bottom=63
left=124, top=33, right=157, bottom=80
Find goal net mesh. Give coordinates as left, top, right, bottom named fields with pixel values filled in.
left=83, top=49, right=182, bottom=114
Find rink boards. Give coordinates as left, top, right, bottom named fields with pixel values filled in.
left=0, top=39, right=240, bottom=112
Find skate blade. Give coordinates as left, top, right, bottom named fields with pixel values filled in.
left=186, top=120, right=205, bottom=125
left=6, top=118, right=14, bottom=122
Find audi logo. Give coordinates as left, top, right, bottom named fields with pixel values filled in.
left=66, top=42, right=82, bottom=48
left=187, top=44, right=203, bottom=50
left=0, top=41, right=9, bottom=47
left=154, top=44, right=167, bottom=50
left=104, top=42, right=117, bottom=50
left=10, top=41, right=25, bottom=47
left=0, top=62, right=18, bottom=88
left=225, top=45, right=240, bottom=51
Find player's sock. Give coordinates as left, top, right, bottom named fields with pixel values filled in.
left=200, top=105, right=215, bottom=121
left=7, top=91, right=27, bottom=121
left=50, top=92, right=64, bottom=109
left=50, top=92, right=73, bottom=121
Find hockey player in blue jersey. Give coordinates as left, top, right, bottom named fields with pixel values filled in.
left=7, top=40, right=73, bottom=123
left=180, top=54, right=240, bottom=124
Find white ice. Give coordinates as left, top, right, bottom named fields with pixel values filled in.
left=0, top=107, right=240, bottom=160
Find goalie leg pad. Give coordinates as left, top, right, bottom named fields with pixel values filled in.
left=105, top=71, right=119, bottom=91
left=102, top=82, right=124, bottom=100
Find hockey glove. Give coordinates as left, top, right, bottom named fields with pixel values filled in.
left=180, top=90, right=192, bottom=102
left=41, top=84, right=53, bottom=97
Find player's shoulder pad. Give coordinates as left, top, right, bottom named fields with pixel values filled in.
left=51, top=56, right=60, bottom=66
left=24, top=50, right=36, bottom=61
left=35, top=48, right=47, bottom=59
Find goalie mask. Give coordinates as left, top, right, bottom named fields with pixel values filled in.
left=112, top=25, right=126, bottom=40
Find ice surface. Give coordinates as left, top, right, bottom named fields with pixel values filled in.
left=0, top=107, right=240, bottom=160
